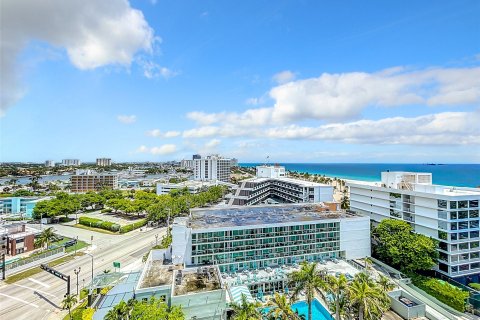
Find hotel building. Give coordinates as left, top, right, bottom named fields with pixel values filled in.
left=194, top=155, right=232, bottom=183
left=347, top=171, right=480, bottom=284
left=70, top=170, right=118, bottom=192
left=227, top=165, right=333, bottom=205
left=61, top=159, right=81, bottom=166
left=0, top=197, right=48, bottom=218
left=96, top=158, right=112, bottom=167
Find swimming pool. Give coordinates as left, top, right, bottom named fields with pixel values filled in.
left=263, top=299, right=333, bottom=320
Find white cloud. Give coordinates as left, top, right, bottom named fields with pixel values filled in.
left=182, top=110, right=480, bottom=146
left=186, top=65, right=480, bottom=126
left=205, top=139, right=221, bottom=148
left=117, top=115, right=137, bottom=124
left=146, top=129, right=181, bottom=138
left=139, top=59, right=178, bottom=79
left=1, top=0, right=156, bottom=115
left=137, top=144, right=177, bottom=155
left=272, top=70, right=296, bottom=84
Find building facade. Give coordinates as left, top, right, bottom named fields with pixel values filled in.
left=45, top=160, right=55, bottom=167
left=180, top=159, right=194, bottom=169
left=0, top=197, right=47, bottom=218
left=156, top=180, right=217, bottom=195
left=347, top=171, right=480, bottom=284
left=61, top=159, right=81, bottom=166
left=96, top=158, right=112, bottom=166
left=172, top=203, right=370, bottom=272
left=70, top=170, right=118, bottom=192
left=1, top=223, right=37, bottom=256
left=193, top=155, right=232, bottom=183
left=227, top=165, right=333, bottom=205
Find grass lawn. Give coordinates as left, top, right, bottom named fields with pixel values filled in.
left=5, top=253, right=82, bottom=284
left=65, top=240, right=89, bottom=253
left=72, top=224, right=118, bottom=235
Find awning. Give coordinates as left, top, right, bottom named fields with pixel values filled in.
left=229, top=285, right=255, bottom=304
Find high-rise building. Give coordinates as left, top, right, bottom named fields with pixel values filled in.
left=61, top=159, right=81, bottom=166
left=193, top=155, right=232, bottom=182
left=192, top=154, right=201, bottom=160
left=70, top=170, right=118, bottom=192
left=96, top=158, right=112, bottom=166
left=347, top=171, right=480, bottom=284
left=180, top=159, right=194, bottom=169
left=227, top=165, right=333, bottom=205
left=45, top=160, right=55, bottom=167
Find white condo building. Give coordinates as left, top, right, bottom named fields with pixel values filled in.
left=227, top=165, right=333, bottom=205
left=45, top=160, right=55, bottom=167
left=193, top=155, right=232, bottom=183
left=347, top=171, right=480, bottom=284
left=61, top=159, right=81, bottom=166
left=96, top=158, right=112, bottom=166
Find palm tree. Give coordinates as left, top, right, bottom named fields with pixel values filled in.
left=377, top=274, right=395, bottom=292
left=347, top=276, right=389, bottom=320
left=37, top=227, right=56, bottom=249
left=62, top=294, right=77, bottom=319
left=288, top=262, right=325, bottom=320
left=230, top=294, right=262, bottom=320
left=267, top=293, right=304, bottom=320
left=326, top=274, right=348, bottom=320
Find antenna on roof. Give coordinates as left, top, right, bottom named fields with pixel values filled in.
left=265, top=155, right=270, bottom=166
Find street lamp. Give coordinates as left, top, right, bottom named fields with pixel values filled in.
left=85, top=253, right=94, bottom=283
left=74, top=267, right=81, bottom=296
left=74, top=236, right=78, bottom=255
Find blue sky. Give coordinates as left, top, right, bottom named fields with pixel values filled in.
left=1, top=0, right=479, bottom=163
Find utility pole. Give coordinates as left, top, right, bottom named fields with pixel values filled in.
left=74, top=236, right=78, bottom=255
left=74, top=267, right=81, bottom=296
left=155, top=234, right=159, bottom=246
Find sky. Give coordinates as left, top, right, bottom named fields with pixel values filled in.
left=1, top=0, right=480, bottom=163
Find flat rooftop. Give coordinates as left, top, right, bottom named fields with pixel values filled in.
left=185, top=203, right=361, bottom=229
left=244, top=176, right=329, bottom=187
left=138, top=261, right=173, bottom=289
left=174, top=267, right=221, bottom=296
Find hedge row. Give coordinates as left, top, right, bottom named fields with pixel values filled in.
left=119, top=219, right=147, bottom=234
left=78, top=216, right=120, bottom=232
left=410, top=273, right=469, bottom=312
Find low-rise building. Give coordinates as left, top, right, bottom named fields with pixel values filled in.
left=96, top=158, right=112, bottom=166
left=70, top=170, right=118, bottom=192
left=0, top=223, right=39, bottom=256
left=0, top=196, right=48, bottom=218
left=156, top=180, right=217, bottom=195
left=347, top=171, right=480, bottom=284
left=227, top=165, right=333, bottom=205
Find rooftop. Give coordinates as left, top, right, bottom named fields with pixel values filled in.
left=138, top=260, right=174, bottom=289
left=182, top=203, right=361, bottom=229
left=174, top=267, right=221, bottom=296
left=244, top=176, right=330, bottom=187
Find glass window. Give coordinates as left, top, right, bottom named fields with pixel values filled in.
left=461, top=253, right=469, bottom=261
left=438, top=210, right=447, bottom=220
left=470, top=210, right=479, bottom=218
left=439, top=242, right=448, bottom=251
left=470, top=200, right=479, bottom=208
left=459, top=201, right=468, bottom=209
left=438, top=200, right=447, bottom=209
left=438, top=221, right=447, bottom=230
left=460, top=264, right=470, bottom=271
left=460, top=232, right=469, bottom=240
left=471, top=241, right=480, bottom=249
left=459, top=211, right=469, bottom=219
left=471, top=231, right=479, bottom=239
left=471, top=252, right=479, bottom=259
left=438, top=231, right=448, bottom=240
left=451, top=266, right=458, bottom=273
left=471, top=220, right=479, bottom=229
left=439, top=263, right=449, bottom=272
left=439, top=252, right=448, bottom=261
left=459, top=243, right=469, bottom=250
left=450, top=201, right=457, bottom=209
left=451, top=233, right=458, bottom=241
left=450, top=211, right=458, bottom=220
left=459, top=221, right=469, bottom=230
left=451, top=223, right=458, bottom=230
left=471, top=262, right=480, bottom=270
left=451, top=255, right=458, bottom=262
left=451, top=244, right=458, bottom=251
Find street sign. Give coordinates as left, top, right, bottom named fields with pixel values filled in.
left=40, top=264, right=71, bottom=295
left=113, top=262, right=120, bottom=268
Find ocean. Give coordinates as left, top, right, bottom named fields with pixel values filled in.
left=240, top=163, right=480, bottom=188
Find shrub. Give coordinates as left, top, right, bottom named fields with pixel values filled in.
left=101, top=208, right=112, bottom=213
left=409, top=273, right=469, bottom=312
left=469, top=283, right=480, bottom=291
left=119, top=219, right=147, bottom=234
left=78, top=217, right=120, bottom=232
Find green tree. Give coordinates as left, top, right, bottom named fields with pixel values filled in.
left=62, top=294, right=77, bottom=319
left=288, top=262, right=325, bottom=320
left=347, top=274, right=390, bottom=320
left=372, top=219, right=438, bottom=272
left=267, top=293, right=304, bottom=320
left=326, top=274, right=348, bottom=320
left=37, top=227, right=57, bottom=249
left=230, top=294, right=262, bottom=320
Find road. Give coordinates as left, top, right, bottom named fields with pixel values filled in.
left=0, top=224, right=166, bottom=320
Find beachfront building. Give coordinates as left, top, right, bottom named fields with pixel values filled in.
left=347, top=171, right=480, bottom=284
left=227, top=165, right=333, bottom=205
left=96, top=158, right=112, bottom=167
left=61, top=159, right=81, bottom=166
left=156, top=180, right=218, bottom=195
left=70, top=170, right=118, bottom=192
left=0, top=196, right=48, bottom=218
left=194, top=155, right=232, bottom=183
left=45, top=160, right=55, bottom=167
left=171, top=203, right=370, bottom=294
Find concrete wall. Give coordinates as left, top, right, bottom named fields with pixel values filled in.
left=388, top=290, right=426, bottom=319
left=340, top=217, right=371, bottom=259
